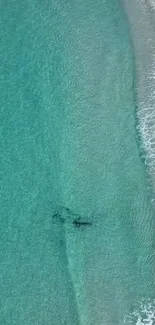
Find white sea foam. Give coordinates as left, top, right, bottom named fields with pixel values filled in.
left=124, top=299, right=155, bottom=325
left=122, top=0, right=155, bottom=188
left=137, top=59, right=155, bottom=179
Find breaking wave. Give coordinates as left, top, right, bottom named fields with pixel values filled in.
left=122, top=0, right=155, bottom=191
left=124, top=299, right=155, bottom=325
left=136, top=58, right=155, bottom=188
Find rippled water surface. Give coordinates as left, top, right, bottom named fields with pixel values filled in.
left=0, top=0, right=155, bottom=324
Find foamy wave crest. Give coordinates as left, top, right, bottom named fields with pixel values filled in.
left=136, top=59, right=155, bottom=186
left=123, top=0, right=155, bottom=189
left=124, top=299, right=155, bottom=325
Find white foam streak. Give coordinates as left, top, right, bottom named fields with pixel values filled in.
left=122, top=0, right=155, bottom=188
left=124, top=300, right=155, bottom=325
left=137, top=60, right=155, bottom=181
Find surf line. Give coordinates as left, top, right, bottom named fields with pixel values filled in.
left=122, top=0, right=155, bottom=188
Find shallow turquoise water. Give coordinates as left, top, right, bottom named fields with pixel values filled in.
left=0, top=0, right=155, bottom=324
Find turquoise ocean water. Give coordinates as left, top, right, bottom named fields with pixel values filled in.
left=0, top=0, right=155, bottom=324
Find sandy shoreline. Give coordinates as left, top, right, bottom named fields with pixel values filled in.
left=121, top=0, right=155, bottom=188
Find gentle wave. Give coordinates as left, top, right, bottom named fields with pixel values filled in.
left=122, top=0, right=155, bottom=191
left=136, top=59, right=155, bottom=182
left=124, top=299, right=155, bottom=325
left=135, top=0, right=155, bottom=194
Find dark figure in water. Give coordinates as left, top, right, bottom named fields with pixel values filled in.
left=52, top=207, right=92, bottom=228
left=52, top=212, right=65, bottom=223
left=72, top=218, right=92, bottom=228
